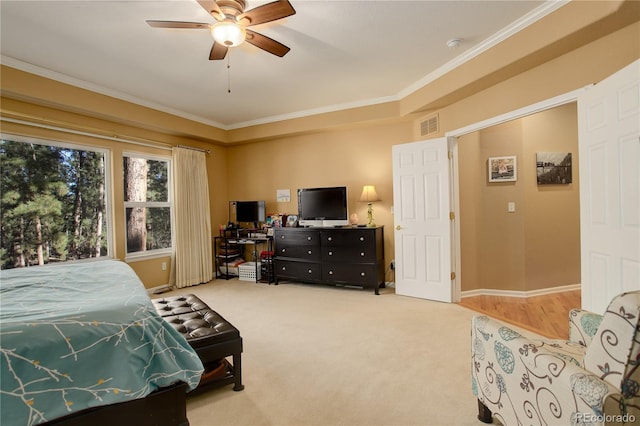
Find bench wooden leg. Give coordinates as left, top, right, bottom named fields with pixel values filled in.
left=232, top=352, right=244, bottom=391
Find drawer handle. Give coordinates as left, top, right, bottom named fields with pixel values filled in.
left=308, top=269, right=313, bottom=274
left=307, top=236, right=312, bottom=241
left=281, top=248, right=286, bottom=253
left=327, top=236, right=332, bottom=241
left=328, top=251, right=333, bottom=256
left=282, top=266, right=286, bottom=271
left=359, top=237, right=365, bottom=241
left=307, top=250, right=313, bottom=255
left=281, top=235, right=285, bottom=239
left=360, top=272, right=366, bottom=277
left=328, top=270, right=333, bottom=275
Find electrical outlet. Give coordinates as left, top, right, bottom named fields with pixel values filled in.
left=161, top=262, right=167, bottom=271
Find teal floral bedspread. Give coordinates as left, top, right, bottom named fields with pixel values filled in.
left=0, top=260, right=204, bottom=425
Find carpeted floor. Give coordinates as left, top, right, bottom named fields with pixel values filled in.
left=164, top=279, right=485, bottom=426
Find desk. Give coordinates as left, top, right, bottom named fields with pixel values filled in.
left=214, top=235, right=273, bottom=283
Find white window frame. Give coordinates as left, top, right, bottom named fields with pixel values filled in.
left=1, top=133, right=114, bottom=262
left=123, top=152, right=173, bottom=261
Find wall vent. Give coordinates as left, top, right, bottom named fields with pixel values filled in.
left=420, top=114, right=439, bottom=136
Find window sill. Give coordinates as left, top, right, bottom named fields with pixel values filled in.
left=125, top=250, right=172, bottom=263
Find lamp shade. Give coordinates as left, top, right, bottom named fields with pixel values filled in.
left=211, top=21, right=246, bottom=47
left=359, top=185, right=380, bottom=202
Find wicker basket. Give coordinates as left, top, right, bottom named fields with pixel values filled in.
left=238, top=262, right=261, bottom=281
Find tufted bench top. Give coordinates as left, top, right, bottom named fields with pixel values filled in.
left=152, top=294, right=210, bottom=317
left=152, top=294, right=240, bottom=349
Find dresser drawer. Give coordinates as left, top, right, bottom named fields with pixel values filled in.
left=321, top=246, right=376, bottom=262
left=275, top=229, right=320, bottom=245
left=322, top=263, right=378, bottom=286
left=276, top=245, right=321, bottom=260
left=274, top=259, right=321, bottom=282
left=321, top=229, right=375, bottom=247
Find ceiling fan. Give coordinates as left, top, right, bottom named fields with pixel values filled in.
left=147, top=0, right=295, bottom=60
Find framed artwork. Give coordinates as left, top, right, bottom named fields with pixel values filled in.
left=536, top=152, right=572, bottom=184
left=286, top=215, right=298, bottom=227
left=276, top=189, right=291, bottom=202
left=488, top=156, right=517, bottom=182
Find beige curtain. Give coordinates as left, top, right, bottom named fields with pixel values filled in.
left=170, top=147, right=213, bottom=288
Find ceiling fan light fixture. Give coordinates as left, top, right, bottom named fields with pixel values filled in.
left=211, top=21, right=246, bottom=47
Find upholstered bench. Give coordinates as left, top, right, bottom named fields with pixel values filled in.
left=152, top=294, right=244, bottom=392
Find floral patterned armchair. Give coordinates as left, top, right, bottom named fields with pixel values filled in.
left=471, top=291, right=640, bottom=425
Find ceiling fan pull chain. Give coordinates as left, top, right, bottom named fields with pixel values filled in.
left=227, top=53, right=232, bottom=94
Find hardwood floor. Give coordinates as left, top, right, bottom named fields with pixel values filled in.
left=458, top=290, right=581, bottom=339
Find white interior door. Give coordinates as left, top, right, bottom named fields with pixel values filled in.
left=392, top=138, right=452, bottom=302
left=578, top=59, right=640, bottom=314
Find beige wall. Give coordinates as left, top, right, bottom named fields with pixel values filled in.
left=1, top=10, right=637, bottom=289
left=459, top=103, right=579, bottom=292
left=523, top=104, right=581, bottom=291
left=225, top=121, right=413, bottom=283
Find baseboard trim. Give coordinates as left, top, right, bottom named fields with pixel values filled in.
left=460, top=283, right=581, bottom=299
left=147, top=284, right=173, bottom=295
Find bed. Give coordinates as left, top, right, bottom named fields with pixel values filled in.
left=0, top=260, right=204, bottom=426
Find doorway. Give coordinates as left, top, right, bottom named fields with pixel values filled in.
left=454, top=60, right=639, bottom=311
left=456, top=103, right=581, bottom=296
left=395, top=61, right=638, bottom=306
left=446, top=88, right=586, bottom=302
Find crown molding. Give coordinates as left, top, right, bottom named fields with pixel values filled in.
left=1, top=1, right=568, bottom=131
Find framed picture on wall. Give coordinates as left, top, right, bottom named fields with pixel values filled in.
left=536, top=152, right=572, bottom=184
left=488, top=156, right=517, bottom=182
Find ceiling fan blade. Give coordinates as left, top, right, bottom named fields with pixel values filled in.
left=209, top=42, right=228, bottom=60
left=245, top=29, right=290, bottom=57
left=238, top=0, right=295, bottom=27
left=146, top=20, right=210, bottom=29
left=197, top=0, right=224, bottom=20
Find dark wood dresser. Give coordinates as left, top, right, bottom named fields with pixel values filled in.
left=273, top=226, right=384, bottom=294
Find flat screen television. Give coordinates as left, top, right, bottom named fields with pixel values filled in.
left=297, top=186, right=348, bottom=227
left=231, top=200, right=266, bottom=226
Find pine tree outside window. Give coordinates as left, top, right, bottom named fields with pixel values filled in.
left=123, top=154, right=172, bottom=258
left=0, top=136, right=110, bottom=269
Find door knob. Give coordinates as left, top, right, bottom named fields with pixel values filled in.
left=396, top=225, right=402, bottom=230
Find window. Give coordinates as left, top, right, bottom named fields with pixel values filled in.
left=123, top=154, right=172, bottom=258
left=0, top=136, right=110, bottom=269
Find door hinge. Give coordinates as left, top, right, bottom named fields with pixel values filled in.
left=451, top=272, right=456, bottom=280
left=449, top=211, right=455, bottom=220
left=448, top=150, right=453, bottom=160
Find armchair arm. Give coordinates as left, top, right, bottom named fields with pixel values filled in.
left=568, top=308, right=603, bottom=347
left=471, top=315, right=621, bottom=425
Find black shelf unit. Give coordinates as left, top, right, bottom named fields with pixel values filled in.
left=260, top=250, right=275, bottom=283
left=214, top=232, right=274, bottom=283
left=215, top=235, right=242, bottom=279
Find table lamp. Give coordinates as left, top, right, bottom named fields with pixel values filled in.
left=359, top=185, right=380, bottom=227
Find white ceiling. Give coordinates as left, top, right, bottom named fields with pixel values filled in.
left=1, top=0, right=560, bottom=130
